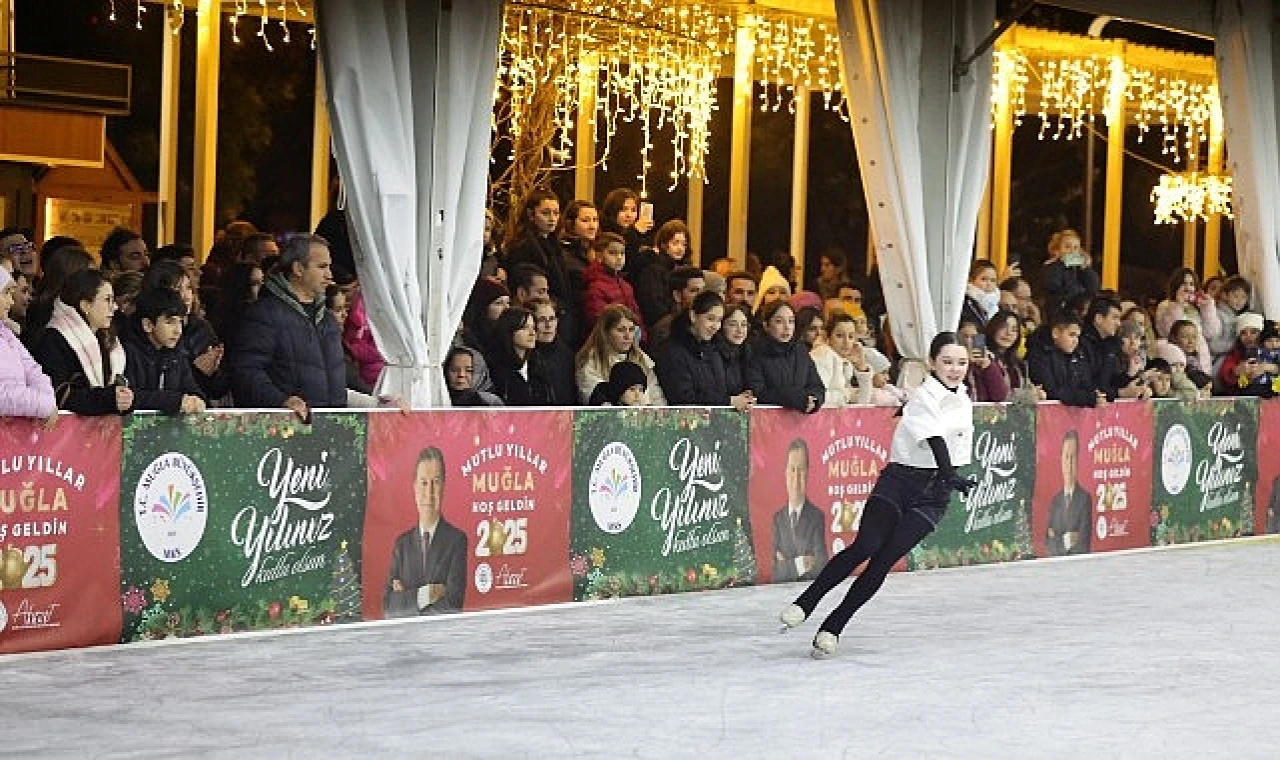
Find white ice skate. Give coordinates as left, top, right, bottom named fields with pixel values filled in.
left=810, top=631, right=839, bottom=659
left=778, top=604, right=806, bottom=632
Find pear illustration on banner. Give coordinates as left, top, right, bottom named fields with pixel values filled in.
left=488, top=518, right=508, bottom=556
left=1, top=546, right=27, bottom=589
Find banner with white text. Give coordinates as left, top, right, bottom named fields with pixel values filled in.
left=362, top=410, right=573, bottom=619
left=747, top=406, right=900, bottom=584
left=1032, top=401, right=1154, bottom=556
left=1152, top=398, right=1259, bottom=545
left=909, top=403, right=1036, bottom=569
left=118, top=413, right=367, bottom=640
left=571, top=408, right=752, bottom=599
left=0, top=416, right=123, bottom=653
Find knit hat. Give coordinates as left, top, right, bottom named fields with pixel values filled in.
left=1237, top=312, right=1265, bottom=334
left=754, top=265, right=791, bottom=312
left=1155, top=340, right=1187, bottom=367
left=789, top=289, right=823, bottom=313
left=467, top=276, right=509, bottom=315
left=608, top=360, right=648, bottom=395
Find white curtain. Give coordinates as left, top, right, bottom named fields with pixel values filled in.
left=833, top=0, right=994, bottom=385
left=1215, top=0, right=1280, bottom=317
left=315, top=0, right=502, bottom=406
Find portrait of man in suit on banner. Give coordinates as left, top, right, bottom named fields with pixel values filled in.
left=771, top=438, right=828, bottom=582
left=383, top=447, right=468, bottom=616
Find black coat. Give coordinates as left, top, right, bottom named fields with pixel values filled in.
left=630, top=249, right=678, bottom=328
left=180, top=314, right=231, bottom=399
left=716, top=337, right=751, bottom=396
left=29, top=329, right=124, bottom=416
left=1079, top=325, right=1125, bottom=400
left=747, top=335, right=825, bottom=413
left=1041, top=259, right=1100, bottom=318
left=656, top=318, right=730, bottom=406
left=1026, top=341, right=1098, bottom=407
left=505, top=233, right=580, bottom=343
left=229, top=276, right=347, bottom=408
left=120, top=320, right=205, bottom=415
left=533, top=339, right=578, bottom=406
left=487, top=350, right=555, bottom=407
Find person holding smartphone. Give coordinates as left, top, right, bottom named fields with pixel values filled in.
left=959, top=318, right=1004, bottom=401
left=1041, top=228, right=1100, bottom=320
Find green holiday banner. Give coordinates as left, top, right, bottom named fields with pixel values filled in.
left=570, top=408, right=752, bottom=599
left=119, top=412, right=367, bottom=641
left=1152, top=398, right=1259, bottom=546
left=910, top=403, right=1035, bottom=569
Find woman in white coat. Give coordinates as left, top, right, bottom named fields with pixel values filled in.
left=0, top=266, right=57, bottom=423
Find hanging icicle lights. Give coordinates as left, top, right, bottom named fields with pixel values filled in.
left=103, top=1, right=310, bottom=48
left=496, top=1, right=848, bottom=196
left=1151, top=172, right=1232, bottom=225
left=991, top=43, right=1220, bottom=165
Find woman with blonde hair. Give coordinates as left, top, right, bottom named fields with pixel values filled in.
left=575, top=304, right=665, bottom=405
left=1041, top=228, right=1099, bottom=318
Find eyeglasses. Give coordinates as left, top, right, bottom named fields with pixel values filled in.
left=3, top=241, right=35, bottom=255
left=534, top=315, right=558, bottom=324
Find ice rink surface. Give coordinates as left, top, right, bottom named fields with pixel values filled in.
left=6, top=539, right=1280, bottom=760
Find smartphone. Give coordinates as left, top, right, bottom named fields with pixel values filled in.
left=970, top=335, right=986, bottom=352
left=1063, top=252, right=1086, bottom=268
left=639, top=202, right=654, bottom=225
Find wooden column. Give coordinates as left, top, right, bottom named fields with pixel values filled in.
left=726, top=20, right=755, bottom=268
left=1203, top=103, right=1225, bottom=278
left=990, top=58, right=1013, bottom=274
left=158, top=22, right=181, bottom=246
left=574, top=53, right=599, bottom=203
left=1101, top=51, right=1127, bottom=292
left=789, top=85, right=811, bottom=287
left=1182, top=151, right=1200, bottom=271
left=310, top=56, right=331, bottom=232
left=688, top=177, right=704, bottom=264
left=192, top=0, right=220, bottom=261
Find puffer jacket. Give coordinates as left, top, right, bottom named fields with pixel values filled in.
left=747, top=335, right=825, bottom=413
left=229, top=274, right=346, bottom=408
left=656, top=317, right=730, bottom=406
left=120, top=319, right=205, bottom=414
left=0, top=323, right=56, bottom=418
left=582, top=261, right=643, bottom=330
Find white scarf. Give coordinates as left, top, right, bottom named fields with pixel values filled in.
left=966, top=284, right=1000, bottom=320
left=48, top=299, right=125, bottom=387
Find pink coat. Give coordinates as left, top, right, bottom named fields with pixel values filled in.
left=342, top=290, right=386, bottom=388
left=0, top=324, right=57, bottom=418
left=583, top=260, right=644, bottom=329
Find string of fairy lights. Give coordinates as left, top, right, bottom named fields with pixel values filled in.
left=101, top=2, right=1227, bottom=222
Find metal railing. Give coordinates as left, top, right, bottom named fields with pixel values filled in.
left=0, top=51, right=131, bottom=115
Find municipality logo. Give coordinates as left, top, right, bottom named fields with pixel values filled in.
left=135, top=453, right=209, bottom=562
left=588, top=442, right=642, bottom=534
left=1161, top=424, right=1193, bottom=496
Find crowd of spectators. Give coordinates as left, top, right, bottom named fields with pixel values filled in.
left=1, top=209, right=1276, bottom=422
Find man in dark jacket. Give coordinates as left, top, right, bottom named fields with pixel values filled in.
left=120, top=287, right=207, bottom=415
left=229, top=234, right=343, bottom=420
left=1027, top=313, right=1104, bottom=408
left=1080, top=295, right=1150, bottom=401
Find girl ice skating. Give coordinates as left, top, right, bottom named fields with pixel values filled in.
left=779, top=332, right=976, bottom=657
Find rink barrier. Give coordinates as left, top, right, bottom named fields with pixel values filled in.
left=0, top=397, right=1275, bottom=654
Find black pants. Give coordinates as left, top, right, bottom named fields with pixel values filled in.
left=793, top=463, right=946, bottom=636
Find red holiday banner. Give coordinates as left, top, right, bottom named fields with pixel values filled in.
left=1032, top=401, right=1154, bottom=557
left=747, top=406, right=899, bottom=585
left=363, top=410, right=573, bottom=619
left=0, top=416, right=123, bottom=653
left=1254, top=400, right=1280, bottom=535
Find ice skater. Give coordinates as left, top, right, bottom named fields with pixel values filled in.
left=779, top=332, right=976, bottom=657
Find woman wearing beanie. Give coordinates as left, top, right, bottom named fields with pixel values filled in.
left=1153, top=340, right=1205, bottom=401
left=1217, top=312, right=1266, bottom=394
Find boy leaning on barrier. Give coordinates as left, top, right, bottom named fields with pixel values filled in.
left=120, top=287, right=206, bottom=415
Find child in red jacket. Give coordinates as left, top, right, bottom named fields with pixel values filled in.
left=582, top=232, right=644, bottom=334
